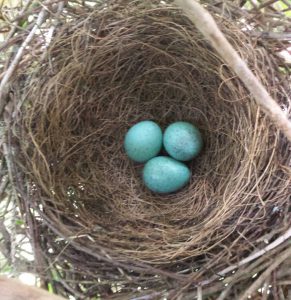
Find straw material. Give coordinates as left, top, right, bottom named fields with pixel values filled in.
left=1, top=1, right=290, bottom=299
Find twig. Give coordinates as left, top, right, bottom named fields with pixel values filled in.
left=262, top=279, right=270, bottom=300
left=248, top=31, right=291, bottom=40
left=256, top=0, right=278, bottom=10
left=0, top=176, right=9, bottom=197
left=0, top=0, right=33, bottom=51
left=216, top=283, right=234, bottom=300
left=57, top=278, right=85, bottom=299
left=131, top=292, right=163, bottom=300
left=238, top=247, right=291, bottom=300
left=3, top=0, right=63, bottom=25
left=0, top=218, right=11, bottom=263
left=278, top=286, right=286, bottom=300
left=2, top=142, right=17, bottom=199
left=278, top=281, right=291, bottom=285
left=10, top=200, right=18, bottom=275
left=0, top=34, right=27, bottom=53
left=199, top=227, right=291, bottom=286
left=41, top=1, right=65, bottom=61
left=197, top=285, right=202, bottom=300
left=130, top=292, right=163, bottom=300
left=0, top=8, right=48, bottom=115
left=175, top=0, right=291, bottom=141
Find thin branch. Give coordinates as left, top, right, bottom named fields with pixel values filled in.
left=278, top=281, right=291, bottom=285
left=2, top=142, right=17, bottom=200
left=175, top=0, right=291, bottom=141
left=216, top=283, right=234, bottom=300
left=257, top=0, right=278, bottom=10
left=278, top=286, right=286, bottom=300
left=0, top=24, right=34, bottom=53
left=197, top=286, right=202, bottom=300
left=0, top=8, right=48, bottom=115
left=199, top=227, right=291, bottom=286
left=2, top=0, right=62, bottom=25
left=248, top=31, right=291, bottom=40
left=0, top=0, right=34, bottom=46
left=0, top=176, right=9, bottom=198
left=41, top=1, right=65, bottom=61
left=238, top=247, right=291, bottom=300
left=131, top=292, right=163, bottom=300
left=0, top=219, right=11, bottom=263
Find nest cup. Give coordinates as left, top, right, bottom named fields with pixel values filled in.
left=17, top=2, right=290, bottom=298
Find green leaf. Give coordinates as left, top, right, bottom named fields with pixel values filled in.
left=243, top=0, right=254, bottom=10
left=47, top=282, right=53, bottom=293
left=1, top=264, right=12, bottom=273
left=31, top=1, right=41, bottom=9
left=19, top=19, right=28, bottom=28
left=51, top=269, right=60, bottom=281
left=15, top=219, right=24, bottom=226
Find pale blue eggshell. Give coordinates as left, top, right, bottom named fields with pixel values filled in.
left=124, top=121, right=162, bottom=163
left=163, top=122, right=203, bottom=161
left=143, top=156, right=191, bottom=194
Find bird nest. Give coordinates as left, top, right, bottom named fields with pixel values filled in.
left=1, top=0, right=291, bottom=299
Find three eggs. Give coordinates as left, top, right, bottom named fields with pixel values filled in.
left=124, top=120, right=203, bottom=194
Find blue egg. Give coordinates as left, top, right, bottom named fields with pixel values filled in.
left=163, top=122, right=203, bottom=161
left=143, top=156, right=191, bottom=194
left=124, top=121, right=163, bottom=163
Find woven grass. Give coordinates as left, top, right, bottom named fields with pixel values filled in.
left=0, top=0, right=290, bottom=299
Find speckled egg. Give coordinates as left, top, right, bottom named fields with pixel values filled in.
left=163, top=122, right=203, bottom=161
left=124, top=121, right=163, bottom=163
left=143, top=156, right=191, bottom=194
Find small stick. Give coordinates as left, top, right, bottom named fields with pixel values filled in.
left=0, top=8, right=48, bottom=115
left=0, top=0, right=34, bottom=49
left=197, top=286, right=202, bottom=300
left=249, top=31, right=291, bottom=40
left=41, top=1, right=65, bottom=61
left=238, top=247, right=291, bottom=300
left=216, top=283, right=234, bottom=300
left=175, top=0, right=291, bottom=141
left=116, top=291, right=163, bottom=300
left=257, top=0, right=278, bottom=10
left=199, top=226, right=291, bottom=286
left=278, top=281, right=291, bottom=285
left=0, top=175, right=9, bottom=197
